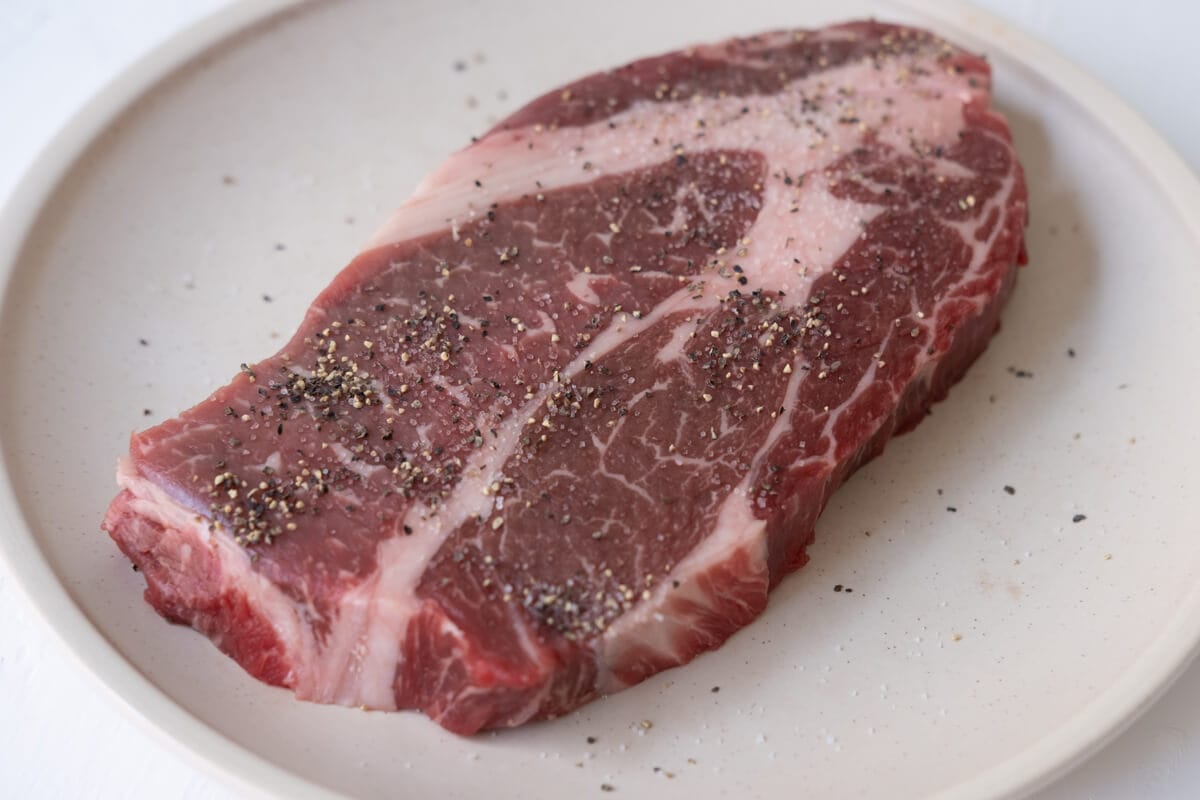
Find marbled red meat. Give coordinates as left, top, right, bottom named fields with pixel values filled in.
left=103, top=21, right=1028, bottom=734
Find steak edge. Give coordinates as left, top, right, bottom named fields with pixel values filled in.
left=103, top=21, right=1028, bottom=734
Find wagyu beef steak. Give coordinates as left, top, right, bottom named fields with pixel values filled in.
left=103, top=21, right=1028, bottom=734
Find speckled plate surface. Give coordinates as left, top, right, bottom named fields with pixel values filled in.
left=2, top=1, right=1199, bottom=798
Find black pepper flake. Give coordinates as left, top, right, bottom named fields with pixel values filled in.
left=711, top=686, right=720, bottom=693
left=946, top=506, right=957, bottom=513
left=586, top=736, right=597, bottom=744
left=1067, top=348, right=1076, bottom=358
left=833, top=584, right=844, bottom=592
left=1072, top=514, right=1087, bottom=523
left=262, top=294, right=273, bottom=303
left=142, top=408, right=152, bottom=416
left=403, top=525, right=413, bottom=535
left=600, top=785, right=615, bottom=793
left=1007, top=366, right=1033, bottom=379
left=138, top=338, right=149, bottom=346
left=1003, top=485, right=1015, bottom=495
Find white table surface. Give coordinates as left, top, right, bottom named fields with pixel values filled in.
left=2, top=1, right=1198, bottom=797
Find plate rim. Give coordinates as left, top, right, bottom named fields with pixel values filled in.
left=1, top=2, right=1197, bottom=798
left=893, top=7, right=1200, bottom=798
left=0, top=5, right=341, bottom=798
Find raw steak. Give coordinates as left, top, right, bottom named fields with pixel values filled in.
left=103, top=21, right=1028, bottom=734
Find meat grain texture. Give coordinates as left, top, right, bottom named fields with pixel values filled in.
left=104, top=21, right=1028, bottom=734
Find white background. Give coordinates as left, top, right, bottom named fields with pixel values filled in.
left=2, top=1, right=1198, bottom=797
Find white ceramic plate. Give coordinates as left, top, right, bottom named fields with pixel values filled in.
left=3, top=1, right=1199, bottom=797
